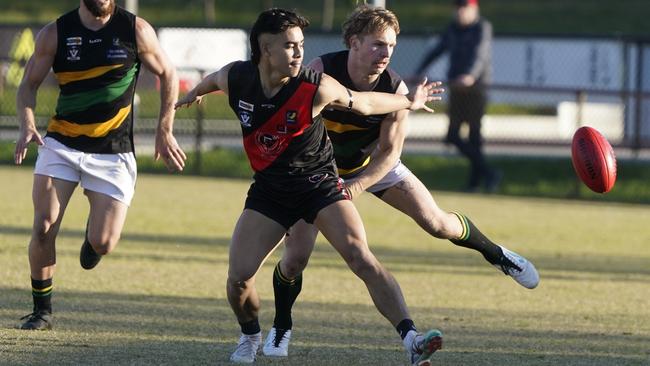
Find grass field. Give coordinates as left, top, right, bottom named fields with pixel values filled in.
left=0, top=166, right=649, bottom=365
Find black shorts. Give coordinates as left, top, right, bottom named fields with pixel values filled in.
left=245, top=172, right=350, bottom=230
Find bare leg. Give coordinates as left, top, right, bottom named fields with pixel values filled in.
left=314, top=200, right=409, bottom=326
left=30, top=175, right=77, bottom=280
left=84, top=190, right=129, bottom=255
left=227, top=209, right=287, bottom=323
left=379, top=173, right=462, bottom=240
left=280, top=219, right=319, bottom=278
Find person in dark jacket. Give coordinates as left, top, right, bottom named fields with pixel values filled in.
left=416, top=0, right=501, bottom=192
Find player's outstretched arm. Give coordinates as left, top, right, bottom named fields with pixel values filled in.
left=344, top=82, right=411, bottom=199
left=14, top=22, right=56, bottom=165
left=136, top=17, right=186, bottom=172
left=314, top=73, right=443, bottom=116
left=174, top=62, right=234, bottom=110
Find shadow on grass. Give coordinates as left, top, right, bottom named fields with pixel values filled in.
left=0, top=224, right=230, bottom=248
left=1, top=287, right=648, bottom=366
left=3, top=223, right=649, bottom=281
left=304, top=241, right=650, bottom=281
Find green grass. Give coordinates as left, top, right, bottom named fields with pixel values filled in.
left=3, top=141, right=649, bottom=204
left=0, top=166, right=649, bottom=365
left=0, top=0, right=648, bottom=36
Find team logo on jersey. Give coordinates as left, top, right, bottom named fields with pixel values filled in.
left=66, top=37, right=82, bottom=46
left=238, top=100, right=254, bottom=112
left=239, top=111, right=252, bottom=127
left=107, top=38, right=127, bottom=59
left=66, top=48, right=80, bottom=61
left=256, top=132, right=281, bottom=155
left=89, top=38, right=102, bottom=44
left=308, top=173, right=328, bottom=184
left=286, top=110, right=297, bottom=124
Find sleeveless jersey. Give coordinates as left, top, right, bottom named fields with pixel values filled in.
left=227, top=61, right=336, bottom=192
left=320, top=50, right=402, bottom=178
left=48, top=6, right=140, bottom=153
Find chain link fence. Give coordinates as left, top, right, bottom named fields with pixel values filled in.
left=1, top=25, right=649, bottom=159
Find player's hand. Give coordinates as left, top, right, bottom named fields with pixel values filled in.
left=154, top=130, right=187, bottom=172
left=14, top=125, right=44, bottom=165
left=343, top=180, right=364, bottom=200
left=174, top=89, right=203, bottom=109
left=407, top=78, right=444, bottom=113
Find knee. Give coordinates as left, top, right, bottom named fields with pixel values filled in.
left=86, top=232, right=120, bottom=255
left=227, top=275, right=255, bottom=295
left=32, top=214, right=58, bottom=244
left=343, top=243, right=381, bottom=279
left=281, top=258, right=307, bottom=279
left=416, top=212, right=454, bottom=239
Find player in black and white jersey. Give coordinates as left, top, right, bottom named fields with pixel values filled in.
left=263, top=5, right=540, bottom=364
left=175, top=8, right=444, bottom=365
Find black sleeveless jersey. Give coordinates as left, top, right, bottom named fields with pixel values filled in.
left=48, top=6, right=140, bottom=153
left=320, top=50, right=403, bottom=178
left=227, top=61, right=336, bottom=192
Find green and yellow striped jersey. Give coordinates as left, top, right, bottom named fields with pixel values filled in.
left=48, top=6, right=140, bottom=153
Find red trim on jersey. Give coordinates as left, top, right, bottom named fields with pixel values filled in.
left=243, top=81, right=317, bottom=172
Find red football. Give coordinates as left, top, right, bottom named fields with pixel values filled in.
left=571, top=126, right=617, bottom=193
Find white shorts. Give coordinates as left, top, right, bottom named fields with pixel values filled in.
left=34, top=137, right=137, bottom=205
left=366, top=160, right=413, bottom=193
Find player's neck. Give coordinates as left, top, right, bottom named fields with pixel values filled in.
left=348, top=67, right=380, bottom=92
left=347, top=55, right=380, bottom=91
left=78, top=7, right=112, bottom=31
left=258, top=64, right=290, bottom=99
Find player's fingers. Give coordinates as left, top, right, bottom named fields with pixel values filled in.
left=172, top=150, right=186, bottom=168
left=176, top=147, right=187, bottom=161
left=169, top=154, right=183, bottom=171
left=14, top=145, right=24, bottom=165
left=422, top=105, right=434, bottom=113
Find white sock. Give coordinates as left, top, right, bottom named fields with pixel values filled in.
left=403, top=330, right=418, bottom=352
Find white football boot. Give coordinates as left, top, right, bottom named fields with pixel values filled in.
left=262, top=327, right=291, bottom=357
left=406, top=329, right=443, bottom=366
left=229, top=332, right=262, bottom=363
left=496, top=245, right=540, bottom=289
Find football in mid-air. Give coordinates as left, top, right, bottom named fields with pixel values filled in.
left=571, top=126, right=617, bottom=193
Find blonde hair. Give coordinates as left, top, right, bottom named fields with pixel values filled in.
left=342, top=5, right=400, bottom=48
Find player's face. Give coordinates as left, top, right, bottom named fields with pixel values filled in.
left=355, top=28, right=397, bottom=76
left=82, top=0, right=115, bottom=18
left=263, top=27, right=305, bottom=78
